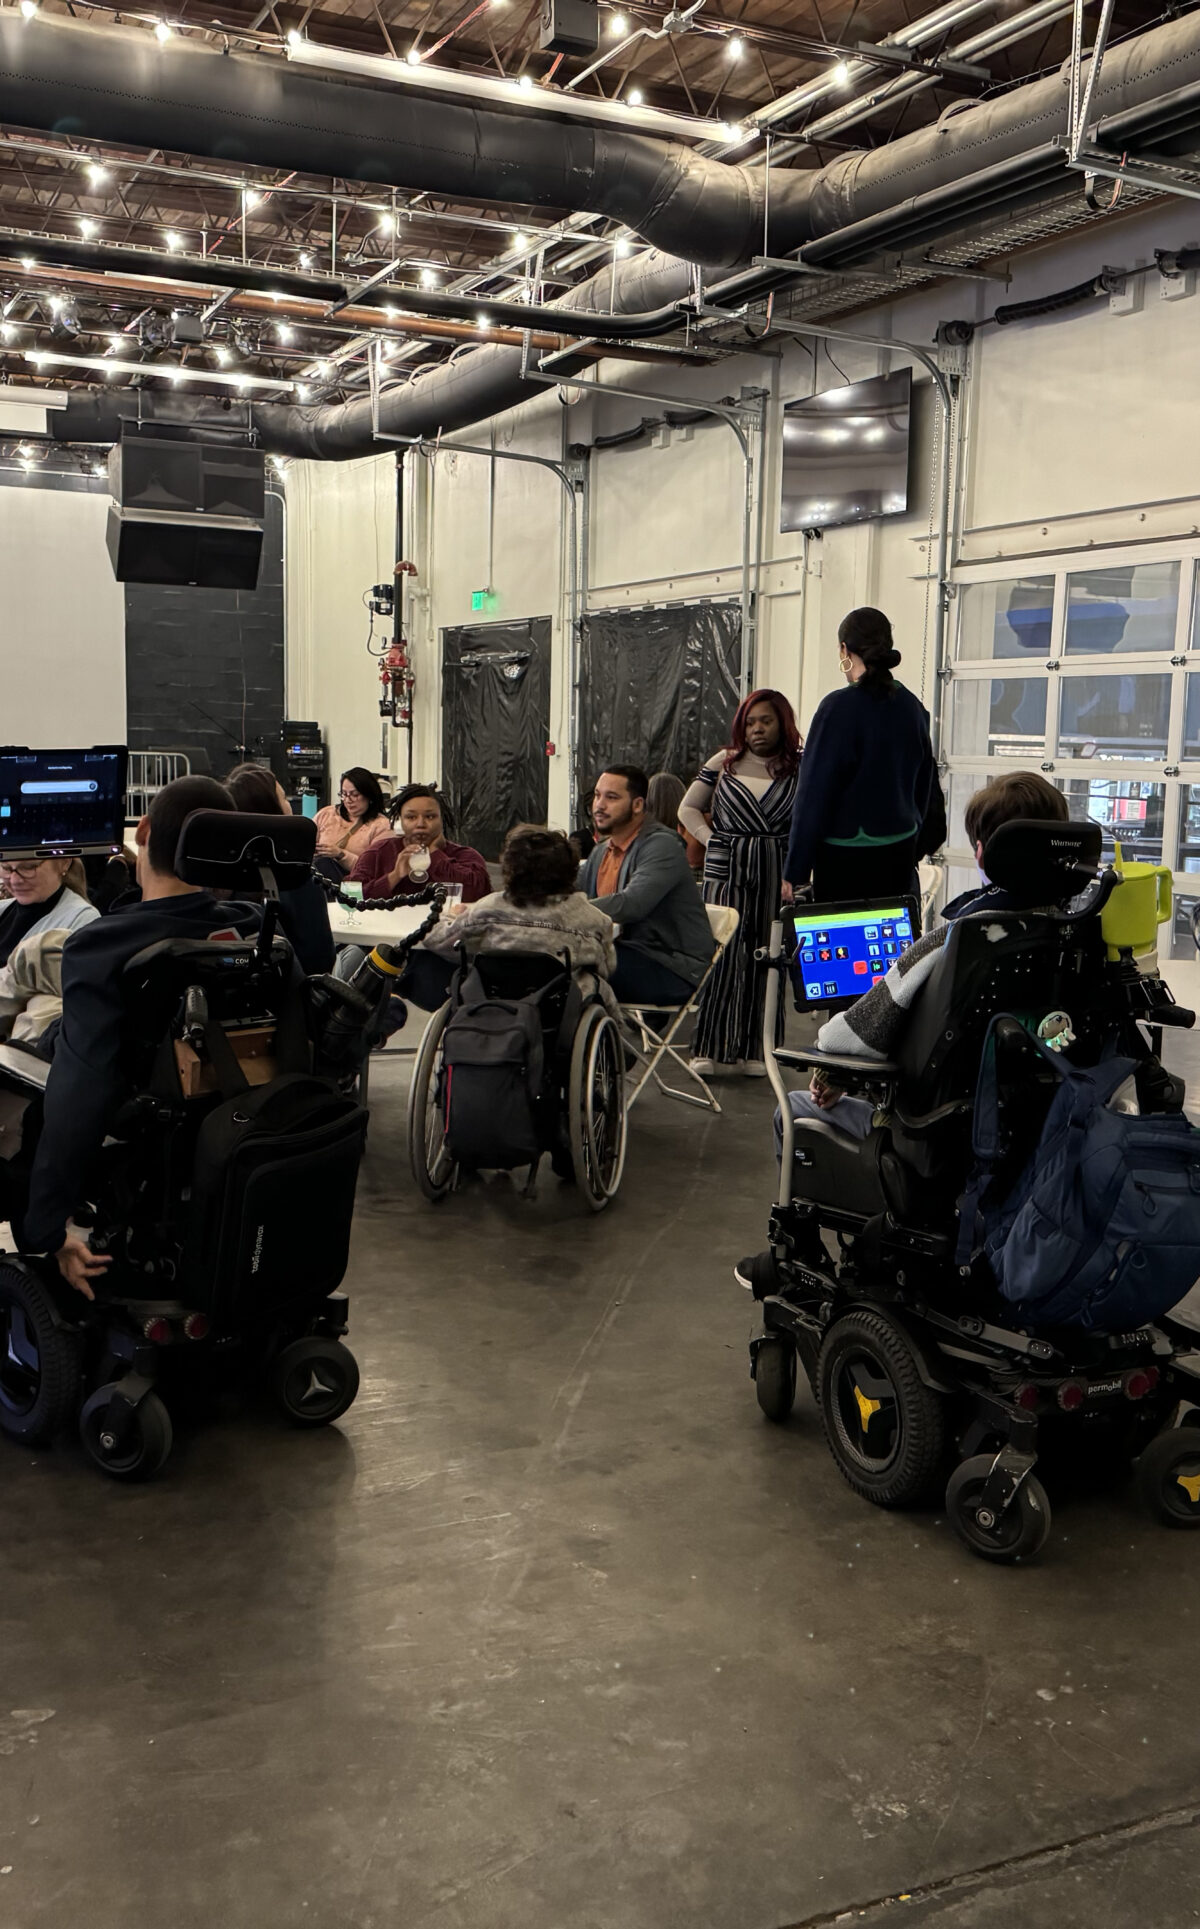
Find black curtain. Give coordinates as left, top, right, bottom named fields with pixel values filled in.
left=441, top=618, right=552, bottom=860
left=123, top=490, right=284, bottom=776
left=575, top=601, right=743, bottom=822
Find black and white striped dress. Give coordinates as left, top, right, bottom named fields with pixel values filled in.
left=685, top=750, right=799, bottom=1065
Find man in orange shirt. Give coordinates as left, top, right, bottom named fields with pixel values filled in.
left=580, top=766, right=713, bottom=1006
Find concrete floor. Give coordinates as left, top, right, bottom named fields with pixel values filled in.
left=4, top=1048, right=1200, bottom=1929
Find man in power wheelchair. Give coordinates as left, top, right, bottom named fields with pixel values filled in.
left=744, top=803, right=1200, bottom=1563
left=0, top=778, right=417, bottom=1480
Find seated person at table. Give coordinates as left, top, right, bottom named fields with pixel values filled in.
left=226, top=762, right=335, bottom=975
left=0, top=854, right=98, bottom=1054
left=774, top=771, right=1070, bottom=1151
left=579, top=766, right=713, bottom=1007
left=348, top=784, right=490, bottom=904
left=401, top=824, right=618, bottom=1014
left=16, top=777, right=263, bottom=1300
left=314, top=767, right=394, bottom=880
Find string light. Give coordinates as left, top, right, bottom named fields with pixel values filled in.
left=154, top=19, right=173, bottom=42
left=831, top=61, right=850, bottom=85
left=420, top=268, right=438, bottom=288
left=86, top=163, right=108, bottom=187
left=164, top=229, right=183, bottom=251
left=19, top=2, right=38, bottom=19
left=727, top=34, right=744, bottom=59
left=78, top=217, right=98, bottom=238
left=627, top=87, right=643, bottom=106
left=609, top=13, right=628, bottom=33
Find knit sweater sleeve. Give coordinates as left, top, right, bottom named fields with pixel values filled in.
left=816, top=925, right=947, bottom=1060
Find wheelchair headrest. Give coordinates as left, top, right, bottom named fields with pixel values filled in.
left=175, top=809, right=318, bottom=892
left=979, top=818, right=1101, bottom=905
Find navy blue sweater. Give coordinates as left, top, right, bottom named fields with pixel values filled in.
left=785, top=679, right=945, bottom=885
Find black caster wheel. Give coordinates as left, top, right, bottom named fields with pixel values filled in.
left=79, top=1384, right=173, bottom=1481
left=817, top=1309, right=945, bottom=1507
left=271, top=1338, right=360, bottom=1428
left=0, top=1262, right=82, bottom=1446
left=753, top=1337, right=796, bottom=1423
left=945, top=1454, right=1051, bottom=1563
left=1137, top=1429, right=1200, bottom=1527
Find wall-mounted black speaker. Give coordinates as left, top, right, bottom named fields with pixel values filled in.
left=105, top=508, right=264, bottom=588
left=538, top=0, right=597, bottom=57
left=106, top=430, right=266, bottom=587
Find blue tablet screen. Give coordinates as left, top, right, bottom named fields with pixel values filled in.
left=791, top=903, right=916, bottom=1007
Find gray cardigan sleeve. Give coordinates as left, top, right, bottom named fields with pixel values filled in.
left=591, top=836, right=683, bottom=926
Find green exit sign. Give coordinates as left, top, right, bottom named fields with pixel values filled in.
left=471, top=588, right=497, bottom=614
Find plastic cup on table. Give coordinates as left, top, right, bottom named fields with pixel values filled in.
left=441, top=883, right=464, bottom=908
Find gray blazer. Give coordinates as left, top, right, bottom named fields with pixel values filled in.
left=580, top=818, right=713, bottom=986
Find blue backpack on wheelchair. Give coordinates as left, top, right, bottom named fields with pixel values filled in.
left=964, top=1015, right=1200, bottom=1331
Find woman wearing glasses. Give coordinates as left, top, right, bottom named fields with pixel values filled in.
left=313, top=767, right=393, bottom=880
left=0, top=854, right=98, bottom=1047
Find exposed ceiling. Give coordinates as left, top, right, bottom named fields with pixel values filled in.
left=0, top=0, right=1181, bottom=438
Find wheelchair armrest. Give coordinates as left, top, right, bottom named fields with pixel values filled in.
left=775, top=1047, right=900, bottom=1082
left=892, top=1098, right=973, bottom=1136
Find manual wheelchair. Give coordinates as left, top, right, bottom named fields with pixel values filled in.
left=0, top=809, right=414, bottom=1481
left=747, top=819, right=1200, bottom=1562
left=408, top=949, right=627, bottom=1211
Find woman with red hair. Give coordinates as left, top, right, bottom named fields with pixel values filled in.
left=679, top=689, right=802, bottom=1074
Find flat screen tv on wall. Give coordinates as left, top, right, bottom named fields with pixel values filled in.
left=779, top=368, right=912, bottom=534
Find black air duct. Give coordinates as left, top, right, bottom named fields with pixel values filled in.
left=25, top=9, right=1200, bottom=457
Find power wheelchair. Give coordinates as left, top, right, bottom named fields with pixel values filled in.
left=0, top=810, right=438, bottom=1480
left=408, top=948, right=627, bottom=1211
left=748, top=819, right=1200, bottom=1563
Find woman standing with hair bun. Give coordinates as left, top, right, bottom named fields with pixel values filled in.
left=784, top=607, right=944, bottom=906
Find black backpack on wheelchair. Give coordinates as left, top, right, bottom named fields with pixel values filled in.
left=409, top=948, right=627, bottom=1211
left=750, top=819, right=1200, bottom=1563
left=0, top=809, right=367, bottom=1481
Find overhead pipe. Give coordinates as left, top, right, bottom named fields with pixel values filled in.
left=37, top=7, right=1200, bottom=458
left=0, top=14, right=766, bottom=271
left=749, top=0, right=1004, bottom=131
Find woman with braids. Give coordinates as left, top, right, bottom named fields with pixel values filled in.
left=679, top=688, right=802, bottom=1077
left=784, top=607, right=945, bottom=909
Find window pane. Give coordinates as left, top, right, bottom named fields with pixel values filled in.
left=1184, top=674, right=1200, bottom=756
left=957, top=576, right=1054, bottom=661
left=1063, top=560, right=1179, bottom=656
left=1178, top=784, right=1200, bottom=872
left=1057, top=673, right=1171, bottom=760
left=950, top=678, right=1046, bottom=759
left=946, top=770, right=989, bottom=855
left=1061, top=776, right=1165, bottom=866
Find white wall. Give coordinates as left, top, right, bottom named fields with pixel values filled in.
left=283, top=199, right=1200, bottom=824
left=285, top=452, right=399, bottom=786
left=0, top=479, right=125, bottom=744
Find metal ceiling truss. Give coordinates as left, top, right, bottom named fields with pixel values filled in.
left=1065, top=0, right=1200, bottom=209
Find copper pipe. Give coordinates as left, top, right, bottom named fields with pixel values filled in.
left=3, top=261, right=566, bottom=349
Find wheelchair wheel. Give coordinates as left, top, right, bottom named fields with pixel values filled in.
left=817, top=1310, right=945, bottom=1507
left=568, top=1006, right=627, bottom=1212
left=407, top=1001, right=456, bottom=1203
left=271, top=1337, right=360, bottom=1428
left=753, top=1336, right=796, bottom=1424
left=1137, top=1428, right=1200, bottom=1527
left=79, top=1384, right=173, bottom=1481
left=0, top=1261, right=82, bottom=1446
left=946, top=1454, right=1052, bottom=1563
